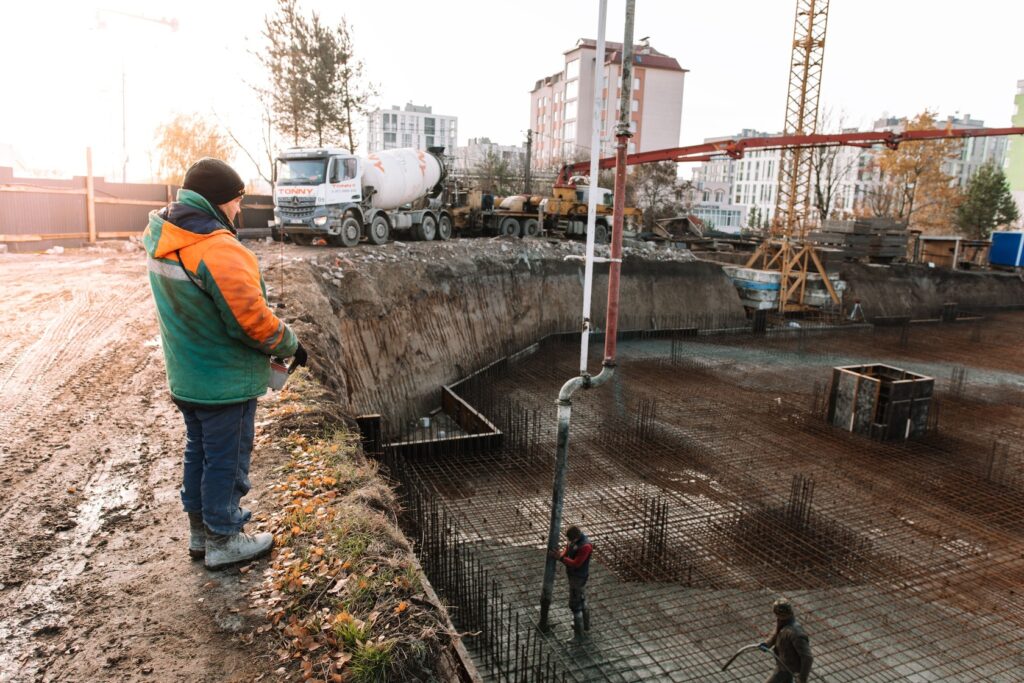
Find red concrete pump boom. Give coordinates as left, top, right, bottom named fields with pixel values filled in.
left=555, top=127, right=1024, bottom=187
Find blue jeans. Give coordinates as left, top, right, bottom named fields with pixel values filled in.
left=176, top=398, right=257, bottom=535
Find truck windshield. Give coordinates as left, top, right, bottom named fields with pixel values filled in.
left=277, top=159, right=327, bottom=185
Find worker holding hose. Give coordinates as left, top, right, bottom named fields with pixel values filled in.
left=760, top=598, right=813, bottom=683
left=548, top=525, right=593, bottom=642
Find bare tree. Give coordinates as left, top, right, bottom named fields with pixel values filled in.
left=810, top=109, right=856, bottom=222
left=154, top=114, right=235, bottom=185
left=632, top=162, right=679, bottom=228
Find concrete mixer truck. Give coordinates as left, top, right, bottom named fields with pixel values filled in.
left=273, top=146, right=452, bottom=246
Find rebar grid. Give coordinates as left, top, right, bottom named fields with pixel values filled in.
left=392, top=313, right=1024, bottom=681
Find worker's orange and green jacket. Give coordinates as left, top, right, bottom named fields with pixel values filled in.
left=143, top=189, right=297, bottom=404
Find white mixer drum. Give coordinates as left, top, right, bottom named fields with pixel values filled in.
left=361, top=148, right=443, bottom=209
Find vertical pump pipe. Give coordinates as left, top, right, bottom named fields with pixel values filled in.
left=578, top=2, right=608, bottom=375
left=539, top=0, right=634, bottom=632
left=605, top=0, right=635, bottom=365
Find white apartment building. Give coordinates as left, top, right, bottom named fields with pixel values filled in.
left=453, top=137, right=527, bottom=174
left=689, top=114, right=1009, bottom=230
left=366, top=103, right=457, bottom=154
left=529, top=39, right=686, bottom=170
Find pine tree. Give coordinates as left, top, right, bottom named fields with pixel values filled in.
left=257, top=1, right=374, bottom=150
left=258, top=0, right=314, bottom=146
left=955, top=163, right=1020, bottom=239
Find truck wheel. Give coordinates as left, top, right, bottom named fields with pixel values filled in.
left=499, top=216, right=521, bottom=238
left=522, top=218, right=540, bottom=238
left=437, top=215, right=453, bottom=241
left=329, top=216, right=361, bottom=248
left=290, top=234, right=313, bottom=246
left=417, top=215, right=437, bottom=241
left=595, top=222, right=609, bottom=245
left=368, top=215, right=390, bottom=245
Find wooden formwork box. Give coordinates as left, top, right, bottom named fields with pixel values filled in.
left=827, top=364, right=933, bottom=441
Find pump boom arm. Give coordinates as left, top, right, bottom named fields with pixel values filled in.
left=556, top=127, right=1024, bottom=187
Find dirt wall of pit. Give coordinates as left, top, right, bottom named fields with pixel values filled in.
left=278, top=246, right=746, bottom=426
left=840, top=263, right=1024, bottom=320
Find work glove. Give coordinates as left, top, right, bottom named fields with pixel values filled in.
left=289, top=342, right=308, bottom=373
left=758, top=643, right=770, bottom=652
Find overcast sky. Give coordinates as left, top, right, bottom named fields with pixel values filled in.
left=1, top=0, right=1022, bottom=181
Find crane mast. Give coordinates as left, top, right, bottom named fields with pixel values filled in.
left=775, top=0, right=830, bottom=238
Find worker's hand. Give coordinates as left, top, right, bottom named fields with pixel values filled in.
left=289, top=342, right=308, bottom=373
left=547, top=549, right=561, bottom=559
left=758, top=643, right=769, bottom=652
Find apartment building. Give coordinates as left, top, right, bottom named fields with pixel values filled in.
left=1005, top=80, right=1024, bottom=220
left=366, top=103, right=457, bottom=154
left=529, top=38, right=686, bottom=170
left=689, top=114, right=1009, bottom=230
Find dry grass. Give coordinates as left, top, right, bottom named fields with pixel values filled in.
left=245, top=372, right=450, bottom=682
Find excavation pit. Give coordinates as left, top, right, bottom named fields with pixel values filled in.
left=270, top=241, right=1024, bottom=681
left=377, top=315, right=1024, bottom=682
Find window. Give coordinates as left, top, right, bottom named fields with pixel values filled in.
left=330, top=158, right=357, bottom=182
left=563, top=121, right=576, bottom=141
left=384, top=132, right=396, bottom=144
left=631, top=99, right=638, bottom=112
left=565, top=80, right=578, bottom=100
left=566, top=58, right=579, bottom=80
left=633, top=77, right=640, bottom=89
left=564, top=101, right=577, bottom=120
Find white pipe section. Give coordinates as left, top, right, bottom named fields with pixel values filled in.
left=579, top=0, right=608, bottom=375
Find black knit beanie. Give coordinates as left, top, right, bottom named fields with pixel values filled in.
left=182, top=158, right=245, bottom=206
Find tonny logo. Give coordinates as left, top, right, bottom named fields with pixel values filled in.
left=367, top=154, right=385, bottom=174
left=277, top=187, right=315, bottom=196
left=417, top=151, right=426, bottom=178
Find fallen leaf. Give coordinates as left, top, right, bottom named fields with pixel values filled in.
left=395, top=601, right=408, bottom=614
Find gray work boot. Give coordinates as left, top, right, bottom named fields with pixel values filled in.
left=188, top=512, right=205, bottom=560
left=204, top=530, right=274, bottom=570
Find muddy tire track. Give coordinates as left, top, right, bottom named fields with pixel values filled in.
left=0, top=252, right=267, bottom=682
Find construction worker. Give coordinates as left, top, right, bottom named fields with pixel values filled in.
left=143, top=158, right=306, bottom=570
left=760, top=598, right=813, bottom=683
left=548, top=525, right=593, bottom=641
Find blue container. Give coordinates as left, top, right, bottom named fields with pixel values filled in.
left=989, top=231, right=1024, bottom=267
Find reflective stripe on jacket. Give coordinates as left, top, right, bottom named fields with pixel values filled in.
left=143, top=189, right=297, bottom=404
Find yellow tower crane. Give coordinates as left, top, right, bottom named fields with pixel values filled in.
left=747, top=0, right=839, bottom=312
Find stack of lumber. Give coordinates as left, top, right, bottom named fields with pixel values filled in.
left=808, top=218, right=907, bottom=262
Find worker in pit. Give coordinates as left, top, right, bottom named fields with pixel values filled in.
left=760, top=598, right=813, bottom=683
left=143, top=158, right=307, bottom=570
left=548, top=525, right=593, bottom=641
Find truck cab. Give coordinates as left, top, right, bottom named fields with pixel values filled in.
left=274, top=148, right=363, bottom=246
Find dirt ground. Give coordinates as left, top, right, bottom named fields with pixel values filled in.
left=0, top=248, right=277, bottom=682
